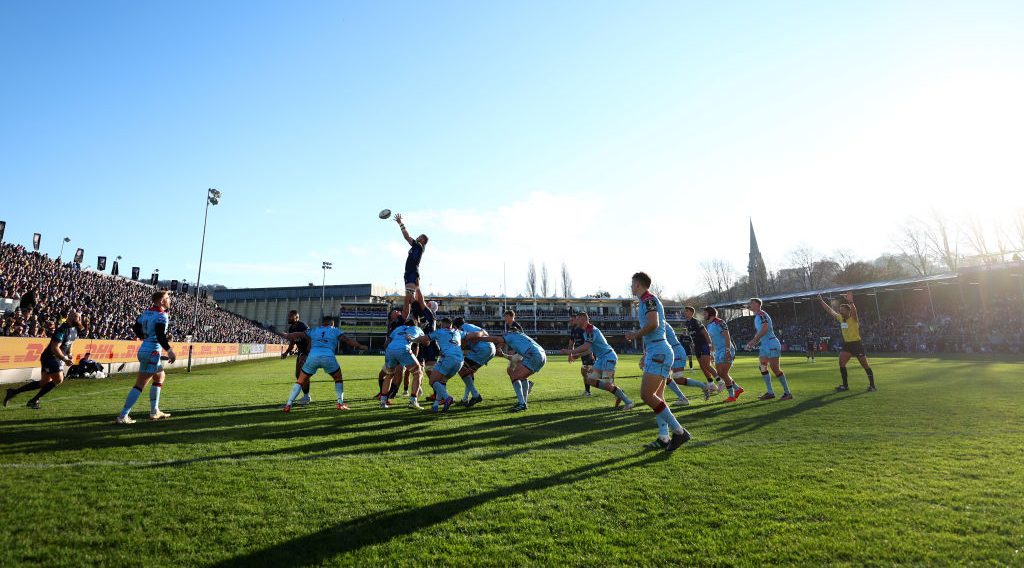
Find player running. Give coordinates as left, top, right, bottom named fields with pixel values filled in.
left=551, top=312, right=634, bottom=410
left=280, top=316, right=367, bottom=412
left=683, top=306, right=725, bottom=393
left=426, top=318, right=464, bottom=412
left=5, top=309, right=84, bottom=410
left=704, top=307, right=744, bottom=402
left=478, top=310, right=546, bottom=412
left=744, top=298, right=793, bottom=401
left=380, top=317, right=427, bottom=409
left=395, top=213, right=428, bottom=320
left=568, top=313, right=597, bottom=396
left=114, top=292, right=176, bottom=423
left=453, top=317, right=493, bottom=407
left=818, top=292, right=876, bottom=392
left=282, top=310, right=313, bottom=406
left=625, top=272, right=691, bottom=452
left=805, top=334, right=817, bottom=363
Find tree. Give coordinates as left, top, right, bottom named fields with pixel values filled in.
left=525, top=260, right=537, bottom=297
left=699, top=259, right=737, bottom=301
left=961, top=214, right=992, bottom=260
left=560, top=262, right=574, bottom=298
left=893, top=222, right=931, bottom=276
left=787, top=246, right=837, bottom=290
left=921, top=210, right=960, bottom=272
left=540, top=263, right=550, bottom=297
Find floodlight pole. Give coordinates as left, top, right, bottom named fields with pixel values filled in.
left=188, top=188, right=220, bottom=372
left=320, top=261, right=332, bottom=319
left=58, top=237, right=70, bottom=260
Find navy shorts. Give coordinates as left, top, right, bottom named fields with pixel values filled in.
left=404, top=271, right=420, bottom=286
left=694, top=343, right=711, bottom=357
left=40, top=356, right=63, bottom=375
left=419, top=343, right=439, bottom=363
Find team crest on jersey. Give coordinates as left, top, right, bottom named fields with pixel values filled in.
left=643, top=298, right=658, bottom=312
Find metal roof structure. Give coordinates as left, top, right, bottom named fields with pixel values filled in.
left=709, top=273, right=959, bottom=308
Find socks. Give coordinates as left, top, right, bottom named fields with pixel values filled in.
left=463, top=375, right=478, bottom=399
left=776, top=373, right=791, bottom=395
left=656, top=414, right=670, bottom=439
left=613, top=387, right=632, bottom=406
left=762, top=372, right=774, bottom=395
left=388, top=383, right=400, bottom=398
left=584, top=380, right=591, bottom=393
left=684, top=378, right=705, bottom=389
left=12, top=380, right=41, bottom=394
left=656, top=405, right=683, bottom=433
left=433, top=381, right=450, bottom=401
left=302, top=382, right=311, bottom=396
left=120, top=386, right=143, bottom=417
left=149, top=385, right=162, bottom=412
left=665, top=380, right=686, bottom=401
left=512, top=380, right=526, bottom=405
left=865, top=367, right=875, bottom=386
left=28, top=382, right=56, bottom=404
left=286, top=383, right=303, bottom=405
left=520, top=379, right=530, bottom=402
left=840, top=366, right=849, bottom=387
left=334, top=382, right=345, bottom=404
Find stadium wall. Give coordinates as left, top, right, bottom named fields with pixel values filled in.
left=0, top=338, right=286, bottom=384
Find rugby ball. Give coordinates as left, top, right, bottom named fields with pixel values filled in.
left=379, top=209, right=392, bottom=220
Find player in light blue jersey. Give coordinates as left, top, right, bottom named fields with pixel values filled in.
left=704, top=307, right=744, bottom=402
left=280, top=316, right=367, bottom=412
left=478, top=310, right=546, bottom=412
left=380, top=318, right=428, bottom=409
left=625, top=272, right=691, bottom=453
left=427, top=318, right=464, bottom=412
left=115, top=291, right=177, bottom=424
left=664, top=320, right=715, bottom=406
left=744, top=298, right=792, bottom=401
left=453, top=317, right=493, bottom=408
left=551, top=312, right=633, bottom=409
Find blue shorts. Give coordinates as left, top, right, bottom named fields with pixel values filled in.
left=433, top=355, right=464, bottom=379
left=137, top=348, right=163, bottom=375
left=384, top=347, right=417, bottom=370
left=593, top=352, right=618, bottom=373
left=467, top=342, right=496, bottom=368
left=671, top=344, right=687, bottom=369
left=759, top=338, right=782, bottom=359
left=521, top=347, right=547, bottom=373
left=715, top=348, right=734, bottom=364
left=642, top=342, right=673, bottom=378
left=302, top=352, right=341, bottom=376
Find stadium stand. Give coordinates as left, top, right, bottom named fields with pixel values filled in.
left=0, top=242, right=282, bottom=344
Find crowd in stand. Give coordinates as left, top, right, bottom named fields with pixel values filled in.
left=0, top=242, right=282, bottom=344
left=727, top=292, right=1024, bottom=354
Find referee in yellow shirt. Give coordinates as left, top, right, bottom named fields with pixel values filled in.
left=817, top=292, right=876, bottom=392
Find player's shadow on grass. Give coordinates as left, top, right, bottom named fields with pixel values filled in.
left=699, top=391, right=867, bottom=444
left=210, top=452, right=660, bottom=568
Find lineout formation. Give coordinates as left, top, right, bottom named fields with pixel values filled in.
left=3, top=213, right=877, bottom=455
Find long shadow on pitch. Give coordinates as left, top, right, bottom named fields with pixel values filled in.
left=210, top=452, right=660, bottom=567
left=698, top=391, right=867, bottom=444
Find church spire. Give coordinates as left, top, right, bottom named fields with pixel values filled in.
left=748, top=219, right=768, bottom=297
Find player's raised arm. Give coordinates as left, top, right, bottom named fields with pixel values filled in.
left=818, top=294, right=839, bottom=318
left=552, top=341, right=593, bottom=357
left=843, top=292, right=859, bottom=319
left=395, top=213, right=416, bottom=246
left=340, top=335, right=368, bottom=352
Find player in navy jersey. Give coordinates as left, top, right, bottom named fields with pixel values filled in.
left=552, top=312, right=634, bottom=409
left=453, top=317, right=493, bottom=407
left=568, top=313, right=596, bottom=396
left=280, top=316, right=368, bottom=412
left=744, top=298, right=792, bottom=400
left=704, top=307, right=744, bottom=402
left=395, top=213, right=429, bottom=320
left=664, top=320, right=714, bottom=406
left=625, top=272, right=691, bottom=453
left=5, top=309, right=84, bottom=410
left=412, top=299, right=440, bottom=401
left=477, top=310, right=545, bottom=412
left=115, top=292, right=176, bottom=423
left=282, top=310, right=313, bottom=406
left=683, top=306, right=725, bottom=394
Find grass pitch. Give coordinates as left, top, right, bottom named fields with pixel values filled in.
left=1, top=354, right=1022, bottom=566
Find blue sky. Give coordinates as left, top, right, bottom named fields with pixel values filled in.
left=2, top=1, right=1021, bottom=298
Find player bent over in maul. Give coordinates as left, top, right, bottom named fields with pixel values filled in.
left=478, top=310, right=546, bottom=412
left=281, top=316, right=367, bottom=412
left=426, top=318, right=464, bottom=413
left=380, top=317, right=427, bottom=410
left=453, top=317, right=493, bottom=407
